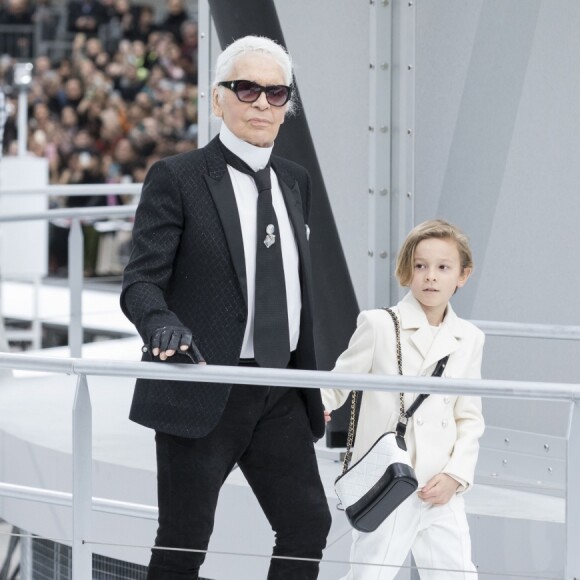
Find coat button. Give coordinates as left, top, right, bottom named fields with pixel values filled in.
left=444, top=396, right=450, bottom=404
left=416, top=417, right=424, bottom=426
left=441, top=419, right=448, bottom=428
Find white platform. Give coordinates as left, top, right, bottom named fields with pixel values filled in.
left=0, top=280, right=137, bottom=337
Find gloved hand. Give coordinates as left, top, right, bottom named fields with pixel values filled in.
left=143, top=325, right=206, bottom=364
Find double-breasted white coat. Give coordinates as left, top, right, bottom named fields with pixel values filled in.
left=323, top=291, right=485, bottom=491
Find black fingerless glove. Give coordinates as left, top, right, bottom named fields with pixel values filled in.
left=146, top=325, right=205, bottom=363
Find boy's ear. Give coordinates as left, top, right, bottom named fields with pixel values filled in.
left=457, top=267, right=472, bottom=288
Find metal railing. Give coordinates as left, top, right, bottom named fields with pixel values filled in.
left=0, top=183, right=142, bottom=197
left=0, top=205, right=136, bottom=357
left=0, top=353, right=579, bottom=579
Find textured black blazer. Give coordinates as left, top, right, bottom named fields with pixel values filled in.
left=121, top=136, right=324, bottom=439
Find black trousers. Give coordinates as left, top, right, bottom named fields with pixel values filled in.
left=147, top=382, right=332, bottom=579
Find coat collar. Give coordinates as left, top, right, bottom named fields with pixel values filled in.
left=397, top=292, right=464, bottom=373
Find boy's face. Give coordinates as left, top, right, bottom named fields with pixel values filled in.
left=409, top=237, right=471, bottom=325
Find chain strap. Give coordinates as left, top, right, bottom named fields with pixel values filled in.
left=341, top=308, right=404, bottom=474
left=385, top=308, right=405, bottom=420
left=341, top=390, right=358, bottom=473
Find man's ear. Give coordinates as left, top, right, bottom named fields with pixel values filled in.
left=211, top=87, right=222, bottom=117
left=456, top=267, right=472, bottom=288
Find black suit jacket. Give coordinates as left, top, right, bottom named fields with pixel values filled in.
left=121, top=136, right=324, bottom=439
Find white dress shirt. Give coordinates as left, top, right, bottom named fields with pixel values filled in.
left=219, top=123, right=301, bottom=359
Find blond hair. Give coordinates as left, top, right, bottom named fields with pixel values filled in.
left=395, top=219, right=473, bottom=287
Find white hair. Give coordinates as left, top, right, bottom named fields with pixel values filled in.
left=212, top=35, right=296, bottom=115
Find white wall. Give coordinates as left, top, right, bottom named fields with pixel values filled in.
left=275, top=0, right=580, bottom=386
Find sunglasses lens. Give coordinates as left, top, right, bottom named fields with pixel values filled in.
left=235, top=81, right=261, bottom=102
left=266, top=86, right=290, bottom=106
left=230, top=81, right=290, bottom=106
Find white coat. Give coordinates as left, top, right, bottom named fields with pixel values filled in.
left=323, top=292, right=485, bottom=491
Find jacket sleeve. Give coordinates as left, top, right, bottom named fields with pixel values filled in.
left=322, top=311, right=376, bottom=412
left=120, top=159, right=187, bottom=343
left=443, top=328, right=486, bottom=491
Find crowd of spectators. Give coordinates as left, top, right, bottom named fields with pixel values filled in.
left=0, top=0, right=199, bottom=275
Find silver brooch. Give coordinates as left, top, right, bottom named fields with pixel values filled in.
left=264, top=224, right=276, bottom=248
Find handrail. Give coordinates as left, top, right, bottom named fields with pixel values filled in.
left=1, top=351, right=580, bottom=578
left=0, top=352, right=579, bottom=401
left=0, top=482, right=157, bottom=520
left=0, top=205, right=137, bottom=222
left=470, top=320, right=580, bottom=341
left=0, top=183, right=142, bottom=196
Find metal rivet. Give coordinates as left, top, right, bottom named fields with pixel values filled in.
left=379, top=188, right=388, bottom=196
left=406, top=192, right=412, bottom=199
left=380, top=62, right=389, bottom=70
left=368, top=188, right=374, bottom=195
left=544, top=443, right=550, bottom=452
left=380, top=126, right=389, bottom=133
left=201, top=32, right=206, bottom=38
left=380, top=251, right=388, bottom=259
left=504, top=438, right=510, bottom=445
left=408, top=65, right=413, bottom=71
left=407, top=129, right=413, bottom=135
left=408, top=1, right=413, bottom=6
left=547, top=467, right=553, bottom=473
left=200, top=92, right=205, bottom=99
left=369, top=63, right=375, bottom=70
left=368, top=251, right=374, bottom=257
left=502, top=459, right=508, bottom=465
left=369, top=126, right=375, bottom=132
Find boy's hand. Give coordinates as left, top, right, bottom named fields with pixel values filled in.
left=323, top=410, right=332, bottom=424
left=417, top=473, right=459, bottom=505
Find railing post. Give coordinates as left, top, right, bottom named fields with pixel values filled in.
left=17, top=88, right=28, bottom=156
left=69, top=218, right=83, bottom=357
left=566, top=401, right=580, bottom=579
left=72, top=373, right=92, bottom=579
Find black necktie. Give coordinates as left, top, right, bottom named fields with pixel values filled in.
left=220, top=144, right=290, bottom=368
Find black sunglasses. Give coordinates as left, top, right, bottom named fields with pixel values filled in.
left=218, top=80, right=292, bottom=107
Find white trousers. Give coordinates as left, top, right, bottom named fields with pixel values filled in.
left=340, top=493, right=477, bottom=580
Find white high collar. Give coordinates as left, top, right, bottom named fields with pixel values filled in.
left=219, top=122, right=273, bottom=172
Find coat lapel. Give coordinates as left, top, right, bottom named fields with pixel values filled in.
left=398, top=292, right=460, bottom=374
left=203, top=138, right=248, bottom=308
left=278, top=178, right=311, bottom=274
left=420, top=323, right=459, bottom=373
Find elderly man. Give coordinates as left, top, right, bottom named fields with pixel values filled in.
left=121, top=36, right=331, bottom=579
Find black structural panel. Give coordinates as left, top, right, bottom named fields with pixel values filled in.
left=209, top=0, right=359, bottom=445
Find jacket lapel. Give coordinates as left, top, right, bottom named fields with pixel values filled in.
left=399, top=292, right=460, bottom=374
left=420, top=323, right=459, bottom=373
left=279, top=179, right=311, bottom=272
left=203, top=138, right=248, bottom=308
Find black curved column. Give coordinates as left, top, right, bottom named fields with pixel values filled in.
left=208, top=0, right=358, bottom=445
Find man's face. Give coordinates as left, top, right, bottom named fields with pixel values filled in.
left=212, top=53, right=287, bottom=148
